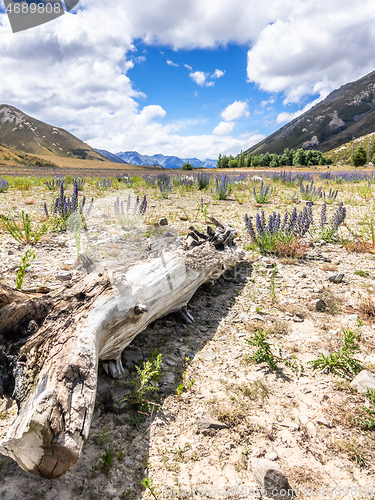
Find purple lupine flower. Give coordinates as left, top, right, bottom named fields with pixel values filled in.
left=139, top=195, right=147, bottom=215
left=244, top=214, right=257, bottom=242
left=320, top=203, right=327, bottom=229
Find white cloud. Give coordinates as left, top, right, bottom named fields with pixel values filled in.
left=246, top=0, right=375, bottom=103
left=221, top=101, right=249, bottom=121
left=189, top=70, right=208, bottom=86
left=212, top=69, right=225, bottom=79
left=167, top=59, right=179, bottom=67
left=213, top=121, right=235, bottom=135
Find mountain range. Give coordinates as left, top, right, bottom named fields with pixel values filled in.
left=246, top=69, right=375, bottom=156
left=96, top=149, right=217, bottom=169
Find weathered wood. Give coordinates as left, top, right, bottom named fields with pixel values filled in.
left=0, top=222, right=243, bottom=479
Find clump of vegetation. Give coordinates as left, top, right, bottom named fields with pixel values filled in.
left=121, top=349, right=162, bottom=417
left=253, top=179, right=273, bottom=204
left=308, top=328, right=363, bottom=379
left=0, top=178, right=9, bottom=193
left=311, top=202, right=346, bottom=242
left=44, top=181, right=93, bottom=229
left=16, top=249, right=36, bottom=290
left=244, top=205, right=313, bottom=256
left=45, top=177, right=66, bottom=191
left=246, top=328, right=278, bottom=370
left=156, top=173, right=173, bottom=198
left=114, top=193, right=147, bottom=228
left=96, top=178, right=113, bottom=189
left=352, top=146, right=367, bottom=167
left=299, top=180, right=323, bottom=201
left=357, top=389, right=375, bottom=431
left=213, top=173, right=232, bottom=200
left=0, top=211, right=49, bottom=244
left=196, top=172, right=210, bottom=190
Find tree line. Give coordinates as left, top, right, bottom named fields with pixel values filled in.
left=217, top=148, right=333, bottom=168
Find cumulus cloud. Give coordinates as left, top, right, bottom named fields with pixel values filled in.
left=212, top=69, right=225, bottom=79
left=221, top=101, right=249, bottom=121
left=213, top=121, right=235, bottom=135
left=189, top=70, right=208, bottom=86
left=276, top=97, right=324, bottom=125
left=247, top=0, right=375, bottom=103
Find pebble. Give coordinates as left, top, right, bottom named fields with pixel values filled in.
left=203, top=349, right=216, bottom=361
left=265, top=452, right=278, bottom=461
left=328, top=272, right=344, bottom=284
left=55, top=270, right=72, bottom=281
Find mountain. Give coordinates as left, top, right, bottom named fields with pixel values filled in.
left=246, top=69, right=375, bottom=156
left=95, top=149, right=127, bottom=164
left=0, top=104, right=106, bottom=161
left=115, top=150, right=217, bottom=169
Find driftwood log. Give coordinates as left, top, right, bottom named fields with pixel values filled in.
left=0, top=218, right=243, bottom=479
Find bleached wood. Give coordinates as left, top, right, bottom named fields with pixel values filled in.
left=0, top=231, right=243, bottom=479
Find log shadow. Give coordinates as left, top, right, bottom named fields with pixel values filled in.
left=0, top=261, right=253, bottom=500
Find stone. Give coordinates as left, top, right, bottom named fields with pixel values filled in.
left=265, top=452, right=278, bottom=461
left=203, top=349, right=216, bottom=361
left=199, top=413, right=229, bottom=430
left=346, top=314, right=359, bottom=322
left=308, top=299, right=326, bottom=312
left=328, top=273, right=344, bottom=284
left=186, top=235, right=199, bottom=248
left=159, top=218, right=168, bottom=226
left=251, top=459, right=296, bottom=499
left=350, top=370, right=375, bottom=394
left=293, top=316, right=304, bottom=323
left=317, top=417, right=333, bottom=428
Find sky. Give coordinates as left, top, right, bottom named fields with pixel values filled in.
left=1, top=1, right=375, bottom=160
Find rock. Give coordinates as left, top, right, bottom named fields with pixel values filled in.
left=159, top=218, right=168, bottom=226
left=350, top=370, right=375, bottom=394
left=55, top=270, right=72, bottom=282
left=293, top=316, right=304, bottom=323
left=265, top=452, right=278, bottom=461
left=199, top=412, right=229, bottom=430
left=317, top=417, right=333, bottom=428
left=251, top=459, right=296, bottom=499
left=308, top=299, right=326, bottom=312
left=203, top=349, right=216, bottom=361
left=328, top=273, right=344, bottom=284
left=346, top=314, right=359, bottom=322
left=122, top=350, right=143, bottom=368
left=165, top=320, right=174, bottom=327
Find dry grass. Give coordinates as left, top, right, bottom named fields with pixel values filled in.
left=358, top=293, right=375, bottom=319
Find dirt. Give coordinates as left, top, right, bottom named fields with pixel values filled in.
left=0, top=174, right=375, bottom=499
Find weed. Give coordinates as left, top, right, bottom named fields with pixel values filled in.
left=0, top=179, right=8, bottom=193
left=157, top=174, right=173, bottom=199
left=93, top=426, right=113, bottom=446
left=358, top=293, right=375, bottom=319
left=354, top=270, right=369, bottom=278
left=176, top=371, right=195, bottom=396
left=0, top=211, right=49, bottom=245
left=196, top=172, right=210, bottom=190
left=246, top=329, right=278, bottom=370
left=330, top=439, right=369, bottom=468
left=114, top=193, right=147, bottom=228
left=120, top=349, right=162, bottom=416
left=253, top=180, right=273, bottom=204
left=98, top=448, right=115, bottom=476
left=213, top=174, right=232, bottom=200
left=141, top=477, right=159, bottom=500
left=357, top=389, right=375, bottom=431
left=308, top=328, right=363, bottom=379
left=16, top=249, right=36, bottom=290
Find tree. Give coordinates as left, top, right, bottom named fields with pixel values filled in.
left=181, top=162, right=194, bottom=170
left=352, top=146, right=367, bottom=167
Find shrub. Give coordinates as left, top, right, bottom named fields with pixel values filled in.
left=253, top=180, right=273, bottom=204
left=244, top=205, right=313, bottom=256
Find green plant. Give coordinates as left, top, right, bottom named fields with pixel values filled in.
left=253, top=180, right=273, bottom=204
left=357, top=389, right=375, bottom=431
left=270, top=263, right=277, bottom=302
left=246, top=329, right=278, bottom=370
left=120, top=349, right=162, bottom=415
left=93, top=426, right=113, bottom=445
left=308, top=328, right=363, bottom=378
left=98, top=448, right=115, bottom=476
left=16, top=249, right=36, bottom=290
left=354, top=270, right=369, bottom=278
left=0, top=211, right=49, bottom=245
left=176, top=371, right=195, bottom=396
left=141, top=477, right=159, bottom=500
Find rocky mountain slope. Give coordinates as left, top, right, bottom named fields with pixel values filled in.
left=0, top=104, right=106, bottom=161
left=246, top=69, right=375, bottom=155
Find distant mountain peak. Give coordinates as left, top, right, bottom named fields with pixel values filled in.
left=113, top=150, right=217, bottom=169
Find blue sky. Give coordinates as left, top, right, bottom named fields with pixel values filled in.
left=1, top=1, right=375, bottom=159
